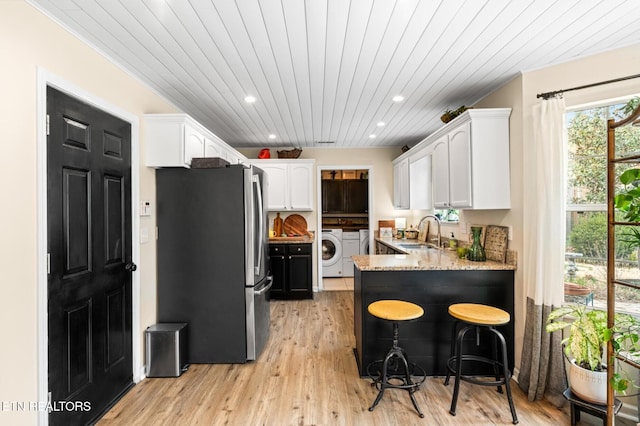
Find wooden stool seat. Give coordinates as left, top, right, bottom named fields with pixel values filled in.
left=448, top=303, right=509, bottom=326
left=368, top=300, right=424, bottom=321
left=366, top=300, right=425, bottom=418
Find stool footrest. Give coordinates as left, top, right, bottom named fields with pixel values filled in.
left=367, top=360, right=427, bottom=390
left=446, top=355, right=511, bottom=387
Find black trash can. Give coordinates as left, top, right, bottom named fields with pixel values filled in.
left=145, top=323, right=188, bottom=377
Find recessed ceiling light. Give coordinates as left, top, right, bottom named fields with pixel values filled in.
left=369, top=134, right=376, bottom=139
left=268, top=134, right=276, bottom=139
left=244, top=95, right=256, bottom=103
left=392, top=95, right=404, bottom=102
left=377, top=121, right=385, bottom=127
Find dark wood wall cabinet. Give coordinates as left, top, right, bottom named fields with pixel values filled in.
left=321, top=179, right=368, bottom=214
left=269, top=243, right=313, bottom=300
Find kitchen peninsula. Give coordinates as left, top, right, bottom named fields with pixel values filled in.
left=353, top=237, right=516, bottom=377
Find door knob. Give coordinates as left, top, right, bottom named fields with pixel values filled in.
left=125, top=262, right=137, bottom=272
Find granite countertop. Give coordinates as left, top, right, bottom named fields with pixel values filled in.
left=353, top=237, right=517, bottom=271
left=268, top=232, right=315, bottom=244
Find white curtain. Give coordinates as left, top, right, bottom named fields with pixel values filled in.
left=518, top=97, right=567, bottom=404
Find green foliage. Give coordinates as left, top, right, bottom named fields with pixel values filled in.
left=567, top=109, right=607, bottom=204
left=614, top=168, right=640, bottom=222
left=546, top=305, right=640, bottom=392
left=546, top=306, right=609, bottom=371
left=568, top=212, right=633, bottom=259
left=567, top=98, right=640, bottom=205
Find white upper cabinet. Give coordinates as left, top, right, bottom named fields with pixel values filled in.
left=146, top=114, right=246, bottom=168
left=447, top=121, right=473, bottom=208
left=431, top=136, right=450, bottom=209
left=250, top=159, right=315, bottom=211
left=289, top=162, right=314, bottom=210
left=395, top=108, right=511, bottom=210
left=409, top=147, right=432, bottom=210
left=204, top=136, right=222, bottom=159
left=392, top=157, right=410, bottom=209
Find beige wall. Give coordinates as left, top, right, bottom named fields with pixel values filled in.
left=0, top=2, right=177, bottom=424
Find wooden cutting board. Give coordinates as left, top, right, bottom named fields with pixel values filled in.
left=283, top=214, right=309, bottom=236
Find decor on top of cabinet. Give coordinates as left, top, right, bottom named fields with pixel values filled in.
left=440, top=105, right=470, bottom=123
left=277, top=148, right=302, bottom=158
left=258, top=148, right=271, bottom=159
left=190, top=157, right=230, bottom=168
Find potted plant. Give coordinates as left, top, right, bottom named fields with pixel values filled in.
left=546, top=305, right=640, bottom=403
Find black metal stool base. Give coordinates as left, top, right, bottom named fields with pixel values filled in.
left=366, top=319, right=426, bottom=418
left=444, top=323, right=518, bottom=424
left=366, top=345, right=426, bottom=418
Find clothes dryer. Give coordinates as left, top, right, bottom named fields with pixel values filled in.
left=322, top=229, right=343, bottom=277
left=342, top=232, right=360, bottom=277
left=359, top=229, right=370, bottom=255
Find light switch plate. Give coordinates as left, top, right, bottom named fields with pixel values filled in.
left=141, top=200, right=152, bottom=216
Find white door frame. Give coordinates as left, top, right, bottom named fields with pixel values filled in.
left=36, top=68, right=141, bottom=425
left=316, top=165, right=373, bottom=291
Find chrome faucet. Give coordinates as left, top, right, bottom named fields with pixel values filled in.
left=418, top=215, right=441, bottom=248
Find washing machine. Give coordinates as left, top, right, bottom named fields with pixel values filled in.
left=322, top=229, right=343, bottom=277
left=359, top=229, right=370, bottom=255
left=342, top=232, right=360, bottom=277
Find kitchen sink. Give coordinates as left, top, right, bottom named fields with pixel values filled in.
left=397, top=243, right=436, bottom=250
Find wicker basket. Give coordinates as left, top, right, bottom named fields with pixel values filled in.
left=277, top=148, right=302, bottom=158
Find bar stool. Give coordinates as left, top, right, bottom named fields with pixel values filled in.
left=366, top=300, right=426, bottom=418
left=444, top=303, right=518, bottom=424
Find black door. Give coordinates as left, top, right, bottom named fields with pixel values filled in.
left=47, top=87, right=133, bottom=425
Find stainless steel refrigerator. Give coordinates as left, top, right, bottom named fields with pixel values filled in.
left=156, top=164, right=271, bottom=363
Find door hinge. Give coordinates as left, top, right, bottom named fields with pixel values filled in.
left=46, top=114, right=50, bottom=136
left=47, top=253, right=51, bottom=274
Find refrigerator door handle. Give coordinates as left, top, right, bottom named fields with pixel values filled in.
left=253, top=174, right=264, bottom=276
left=255, top=276, right=273, bottom=296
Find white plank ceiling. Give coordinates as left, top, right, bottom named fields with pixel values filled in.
left=29, top=0, right=640, bottom=148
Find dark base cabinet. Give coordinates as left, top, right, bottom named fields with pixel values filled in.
left=354, top=268, right=514, bottom=377
left=269, top=243, right=313, bottom=299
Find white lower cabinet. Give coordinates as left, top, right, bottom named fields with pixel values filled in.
left=250, top=159, right=314, bottom=211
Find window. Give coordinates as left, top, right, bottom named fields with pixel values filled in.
left=434, top=209, right=459, bottom=222
left=565, top=98, right=640, bottom=311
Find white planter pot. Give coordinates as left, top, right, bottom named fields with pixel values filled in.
left=568, top=360, right=607, bottom=404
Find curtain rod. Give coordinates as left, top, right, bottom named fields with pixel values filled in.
left=536, top=73, right=640, bottom=100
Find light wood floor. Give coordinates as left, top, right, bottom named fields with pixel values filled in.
left=100, top=291, right=575, bottom=425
